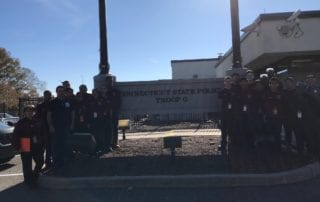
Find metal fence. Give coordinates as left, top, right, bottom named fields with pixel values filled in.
left=18, top=97, right=43, bottom=117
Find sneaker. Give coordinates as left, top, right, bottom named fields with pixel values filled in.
left=218, top=145, right=225, bottom=151
left=95, top=150, right=104, bottom=157
left=104, top=147, right=114, bottom=153
left=112, top=145, right=120, bottom=150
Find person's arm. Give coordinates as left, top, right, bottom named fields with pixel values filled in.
left=12, top=122, right=21, bottom=150
left=47, top=111, right=55, bottom=134
left=70, top=110, right=75, bottom=132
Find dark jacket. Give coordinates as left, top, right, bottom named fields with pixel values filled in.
left=12, top=117, right=44, bottom=151
left=218, top=88, right=237, bottom=114
left=105, top=88, right=122, bottom=120
left=264, top=90, right=284, bottom=119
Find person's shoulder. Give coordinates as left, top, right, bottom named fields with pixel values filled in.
left=16, top=117, right=28, bottom=126
left=50, top=98, right=59, bottom=103
left=35, top=102, right=43, bottom=112
left=36, top=101, right=44, bottom=107
left=218, top=88, right=231, bottom=95
left=265, top=90, right=275, bottom=98
left=48, top=98, right=61, bottom=109
left=112, top=87, right=121, bottom=94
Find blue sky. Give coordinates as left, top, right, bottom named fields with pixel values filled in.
left=1, top=0, right=319, bottom=94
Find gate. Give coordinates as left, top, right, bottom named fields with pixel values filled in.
left=18, top=97, right=43, bottom=117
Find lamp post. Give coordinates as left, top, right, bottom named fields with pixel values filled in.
left=227, top=0, right=247, bottom=75
left=230, top=0, right=242, bottom=68
left=94, top=0, right=113, bottom=92
left=98, top=0, right=109, bottom=74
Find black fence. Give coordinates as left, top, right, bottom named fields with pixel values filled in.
left=18, top=97, right=43, bottom=117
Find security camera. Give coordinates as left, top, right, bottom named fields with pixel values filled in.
left=286, top=9, right=301, bottom=22
left=241, top=22, right=259, bottom=33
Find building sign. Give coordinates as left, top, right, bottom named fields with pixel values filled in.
left=116, top=78, right=223, bottom=121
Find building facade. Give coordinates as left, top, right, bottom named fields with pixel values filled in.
left=171, top=58, right=219, bottom=79
left=171, top=10, right=320, bottom=80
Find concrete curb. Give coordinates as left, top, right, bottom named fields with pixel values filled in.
left=39, top=162, right=320, bottom=189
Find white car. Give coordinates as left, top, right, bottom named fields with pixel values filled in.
left=0, top=113, right=19, bottom=164
left=0, top=113, right=19, bottom=126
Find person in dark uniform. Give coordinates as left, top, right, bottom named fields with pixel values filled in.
left=218, top=76, right=236, bottom=154
left=35, top=90, right=52, bottom=169
left=231, top=73, right=240, bottom=85
left=259, top=74, right=269, bottom=90
left=282, top=77, right=296, bottom=149
left=105, top=75, right=122, bottom=149
left=251, top=79, right=267, bottom=147
left=305, top=75, right=320, bottom=115
left=236, top=78, right=255, bottom=150
left=75, top=84, right=93, bottom=133
left=47, top=86, right=75, bottom=168
left=12, top=105, right=44, bottom=188
left=231, top=73, right=241, bottom=93
left=245, top=70, right=255, bottom=87
left=282, top=77, right=309, bottom=153
left=264, top=77, right=284, bottom=152
left=65, top=87, right=76, bottom=104
left=305, top=74, right=320, bottom=96
left=89, top=89, right=110, bottom=154
left=62, top=80, right=71, bottom=91
left=303, top=75, right=320, bottom=156
left=266, top=67, right=276, bottom=79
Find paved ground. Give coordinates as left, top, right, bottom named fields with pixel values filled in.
left=1, top=175, right=320, bottom=202
left=1, top=129, right=320, bottom=201
left=0, top=155, right=22, bottom=177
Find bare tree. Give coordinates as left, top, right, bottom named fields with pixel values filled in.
left=0, top=47, right=45, bottom=112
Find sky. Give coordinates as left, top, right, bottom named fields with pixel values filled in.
left=1, top=0, right=319, bottom=94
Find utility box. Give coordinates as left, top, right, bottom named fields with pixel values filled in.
left=163, top=136, right=182, bottom=157
left=163, top=136, right=182, bottom=149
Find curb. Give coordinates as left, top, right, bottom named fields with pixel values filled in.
left=39, top=162, right=320, bottom=189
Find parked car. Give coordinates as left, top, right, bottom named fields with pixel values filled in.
left=0, top=113, right=19, bottom=126
left=0, top=114, right=19, bottom=164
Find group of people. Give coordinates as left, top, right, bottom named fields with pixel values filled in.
left=12, top=67, right=320, bottom=188
left=12, top=75, right=121, bottom=188
left=218, top=68, right=320, bottom=156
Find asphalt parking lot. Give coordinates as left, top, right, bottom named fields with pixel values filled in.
left=1, top=129, right=320, bottom=202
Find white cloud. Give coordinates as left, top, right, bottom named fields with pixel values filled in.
left=32, top=0, right=91, bottom=29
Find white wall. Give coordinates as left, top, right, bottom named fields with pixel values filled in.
left=262, top=18, right=320, bottom=53
left=117, top=79, right=223, bottom=121
left=171, top=59, right=218, bottom=79
left=215, top=15, right=320, bottom=77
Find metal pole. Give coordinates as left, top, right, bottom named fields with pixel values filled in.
left=99, top=0, right=110, bottom=74
left=230, top=0, right=242, bottom=68
left=2, top=103, right=5, bottom=117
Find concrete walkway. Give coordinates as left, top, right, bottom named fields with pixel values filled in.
left=39, top=162, right=320, bottom=189
left=124, top=128, right=221, bottom=139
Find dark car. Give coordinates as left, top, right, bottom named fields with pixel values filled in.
left=0, top=119, right=17, bottom=164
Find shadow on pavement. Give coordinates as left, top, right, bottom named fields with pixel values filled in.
left=0, top=183, right=41, bottom=202
left=49, top=155, right=229, bottom=177
left=0, top=163, right=15, bottom=172
left=47, top=150, right=316, bottom=178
